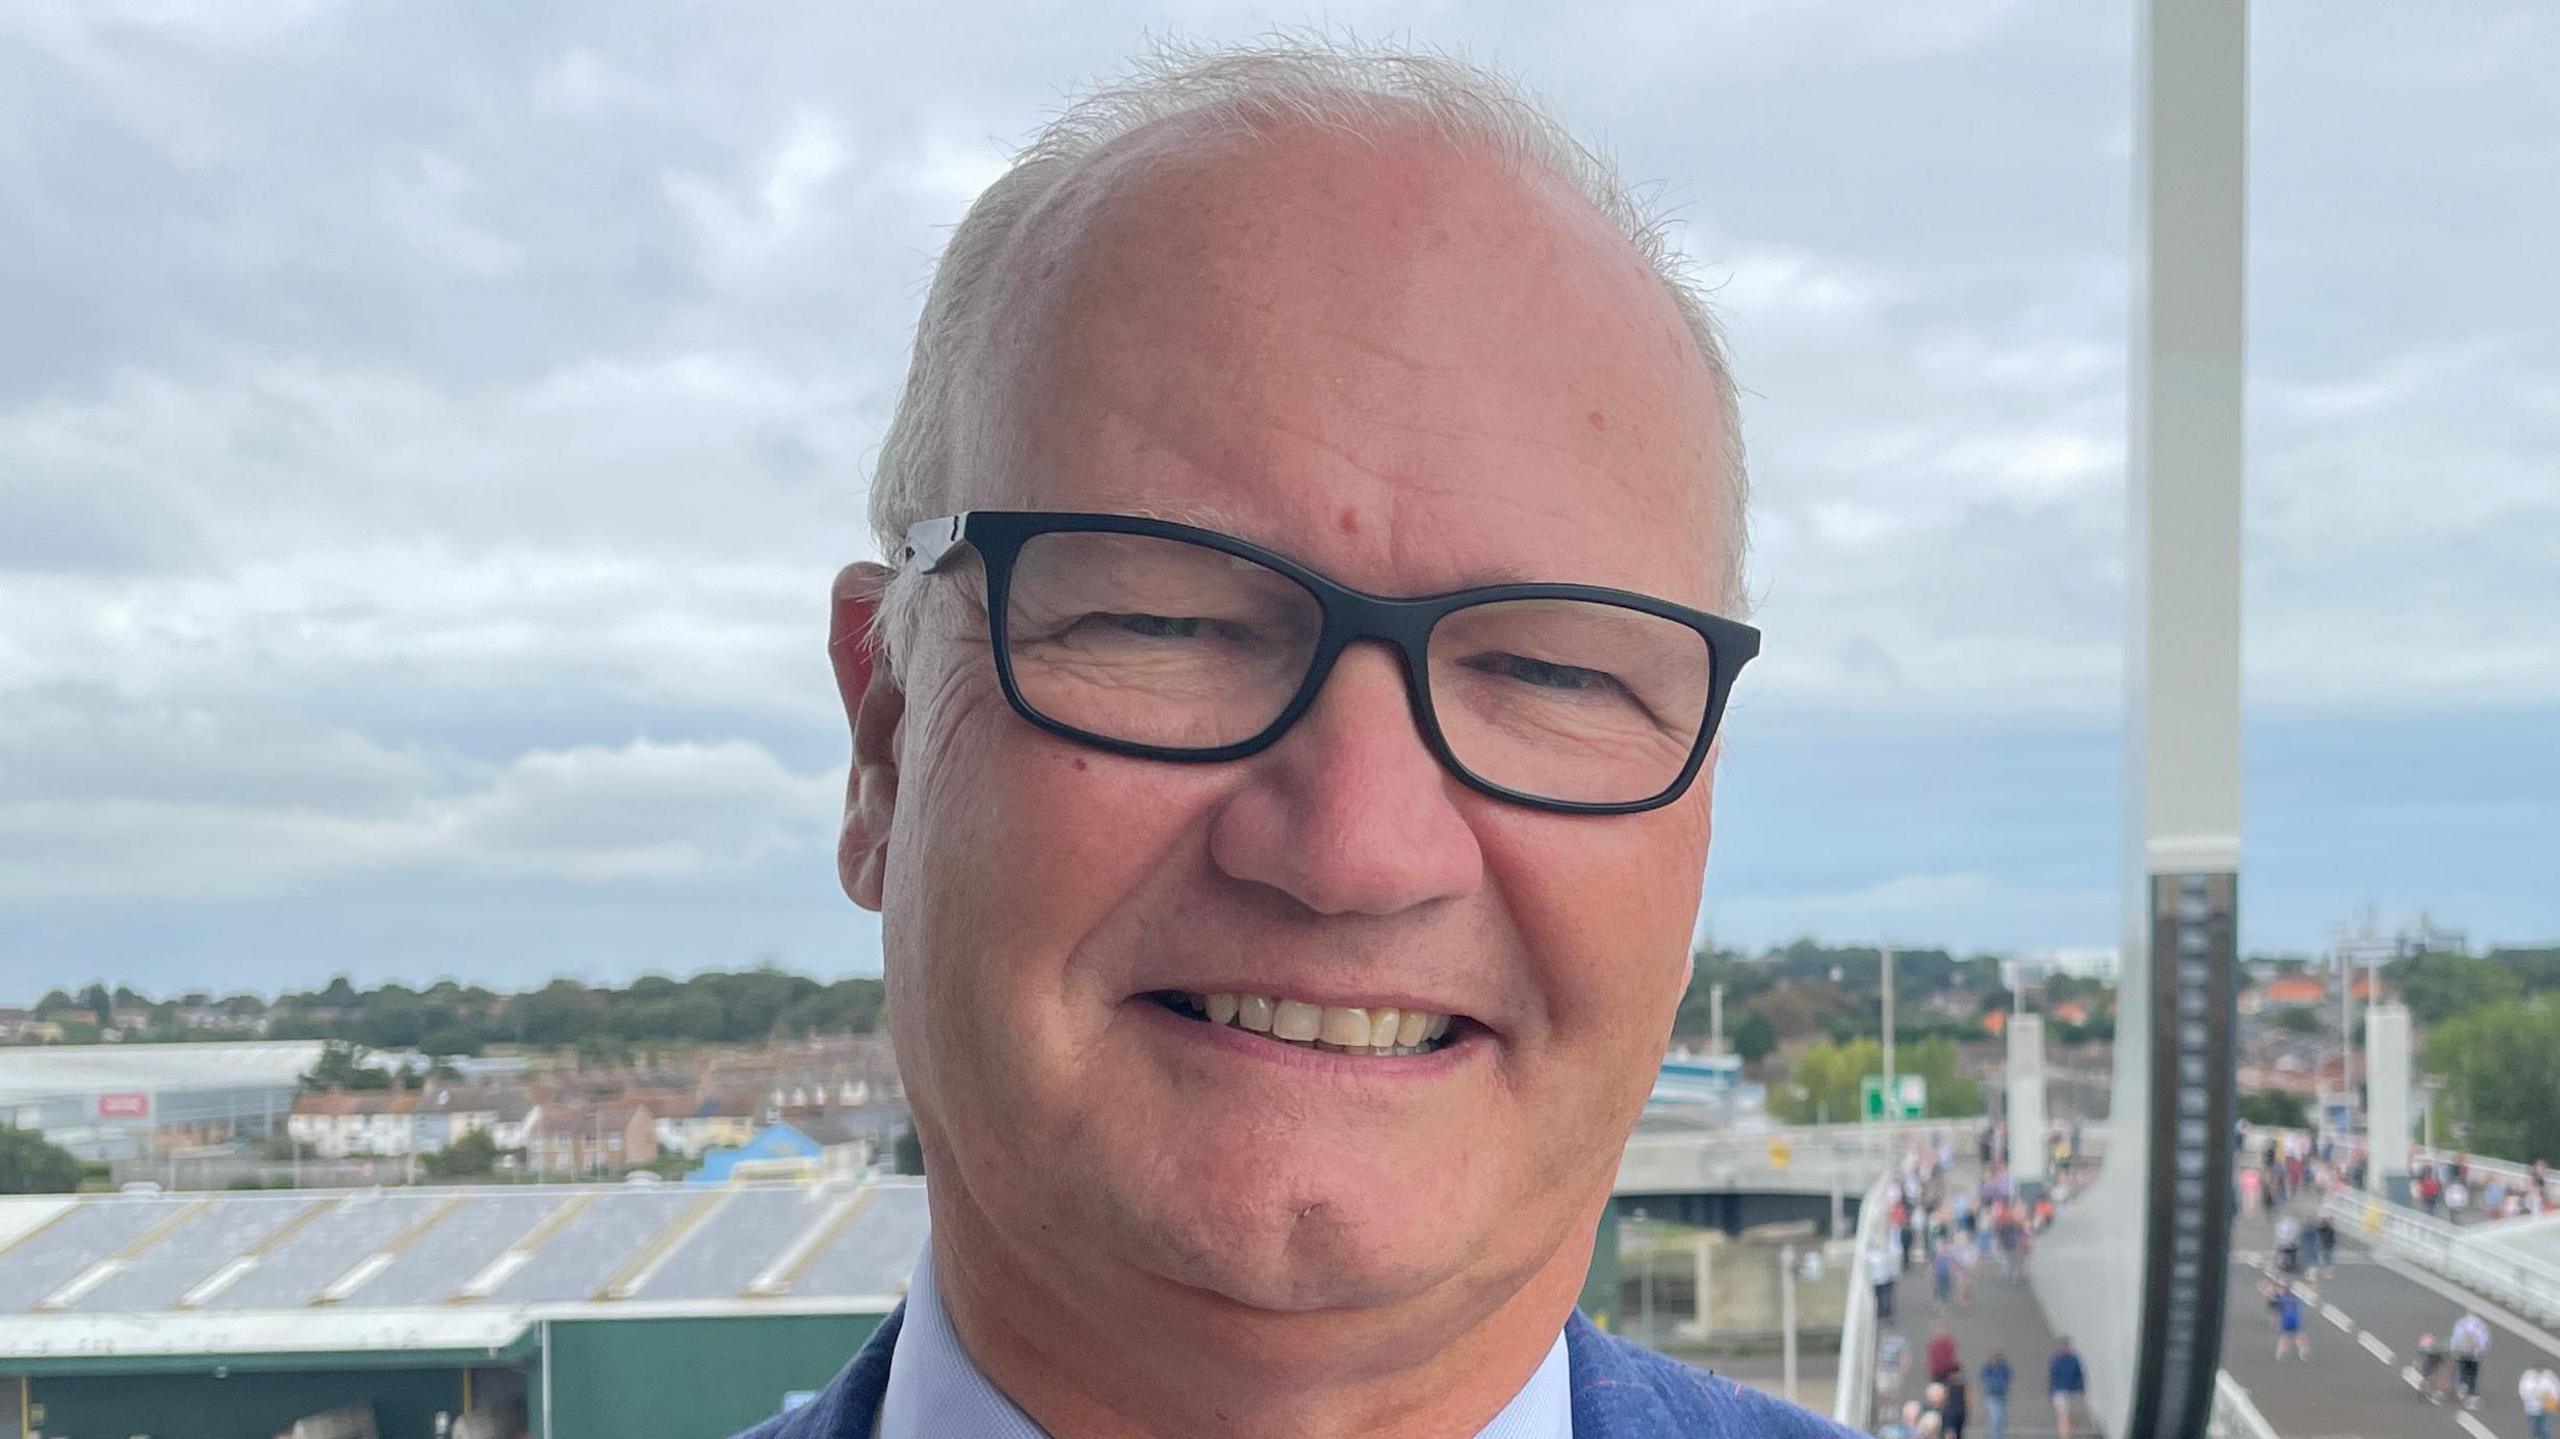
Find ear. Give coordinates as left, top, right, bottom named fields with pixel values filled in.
left=830, top=562, right=902, bottom=911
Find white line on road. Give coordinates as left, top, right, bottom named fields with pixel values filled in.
left=2358, top=1330, right=2394, bottom=1363
left=2367, top=1250, right=2560, bottom=1361
left=2323, top=1302, right=2356, bottom=1332
left=2401, top=1364, right=2424, bottom=1389
left=2457, top=1412, right=2498, bottom=1439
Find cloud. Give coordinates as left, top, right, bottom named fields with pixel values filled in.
left=0, top=0, right=2553, bottom=984
left=0, top=735, right=836, bottom=904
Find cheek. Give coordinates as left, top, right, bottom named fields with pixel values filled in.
left=1483, top=800, right=1710, bottom=1044
left=890, top=684, right=1223, bottom=1070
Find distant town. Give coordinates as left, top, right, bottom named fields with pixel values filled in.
left=2, top=911, right=2555, bottom=1196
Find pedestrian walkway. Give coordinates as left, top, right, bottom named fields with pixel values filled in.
left=2222, top=1187, right=2560, bottom=1439
left=1877, top=1165, right=2094, bottom=1438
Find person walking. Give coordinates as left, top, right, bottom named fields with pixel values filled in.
left=2313, top=1213, right=2338, bottom=1275
left=1940, top=1368, right=1970, bottom=1439
left=1979, top=1351, right=2011, bottom=1439
left=2453, top=1311, right=2493, bottom=1409
left=2417, top=1332, right=2451, bottom=1404
left=2275, top=1284, right=2310, bottom=1361
left=1871, top=1232, right=1901, bottom=1324
left=2049, top=1337, right=2087, bottom=1439
left=2519, top=1364, right=2559, bottom=1439
left=1928, top=1320, right=1961, bottom=1383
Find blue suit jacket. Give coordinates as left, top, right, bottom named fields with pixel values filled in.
left=735, top=1302, right=1860, bottom=1438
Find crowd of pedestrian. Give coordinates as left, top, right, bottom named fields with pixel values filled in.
left=2414, top=1153, right=2555, bottom=1222
left=1867, top=1124, right=2084, bottom=1439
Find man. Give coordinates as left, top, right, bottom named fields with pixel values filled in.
left=2453, top=1311, right=2493, bottom=1409
left=737, top=38, right=1854, bottom=1439
left=1978, top=1351, right=2011, bottom=1439
left=2047, top=1337, right=2087, bottom=1439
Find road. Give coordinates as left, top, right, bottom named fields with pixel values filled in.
left=2221, top=1190, right=2560, bottom=1439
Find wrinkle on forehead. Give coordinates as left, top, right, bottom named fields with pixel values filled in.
left=967, top=113, right=1728, bottom=606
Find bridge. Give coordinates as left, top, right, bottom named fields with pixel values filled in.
left=1609, top=1104, right=2560, bottom=1438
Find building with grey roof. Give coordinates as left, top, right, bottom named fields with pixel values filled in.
left=0, top=1176, right=923, bottom=1439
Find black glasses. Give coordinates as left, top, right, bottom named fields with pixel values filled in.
left=898, top=511, right=1759, bottom=815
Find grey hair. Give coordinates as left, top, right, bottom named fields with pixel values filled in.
left=865, top=35, right=1750, bottom=664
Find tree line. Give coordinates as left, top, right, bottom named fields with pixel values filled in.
left=2399, top=946, right=2560, bottom=1168
left=24, top=965, right=888, bottom=1054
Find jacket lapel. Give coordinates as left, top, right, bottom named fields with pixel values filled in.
left=1566, top=1308, right=1674, bottom=1435
left=760, top=1300, right=905, bottom=1439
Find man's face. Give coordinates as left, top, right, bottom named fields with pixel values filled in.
left=861, top=126, right=1730, bottom=1326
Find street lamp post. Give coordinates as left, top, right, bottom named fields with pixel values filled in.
left=1780, top=1242, right=1800, bottom=1405
left=1881, top=946, right=1897, bottom=1095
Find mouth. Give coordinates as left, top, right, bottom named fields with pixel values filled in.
left=1144, top=990, right=1467, bottom=1058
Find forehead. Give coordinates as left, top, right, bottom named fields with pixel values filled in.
left=974, top=118, right=1728, bottom=606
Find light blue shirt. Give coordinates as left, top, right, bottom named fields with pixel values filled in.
left=878, top=1247, right=1573, bottom=1438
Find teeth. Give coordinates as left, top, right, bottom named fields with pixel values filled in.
left=1272, top=999, right=1323, bottom=1042
left=1368, top=1007, right=1400, bottom=1051
left=1318, top=1006, right=1371, bottom=1047
left=1182, top=993, right=1455, bottom=1057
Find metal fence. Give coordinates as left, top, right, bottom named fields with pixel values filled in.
left=2206, top=1370, right=2283, bottom=1439
left=1831, top=1171, right=1892, bottom=1430
left=2323, top=1187, right=2560, bottom=1325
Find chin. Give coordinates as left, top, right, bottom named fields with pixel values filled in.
left=1113, top=1145, right=1472, bottom=1313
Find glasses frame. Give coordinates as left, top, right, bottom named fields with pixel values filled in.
left=900, top=510, right=1761, bottom=816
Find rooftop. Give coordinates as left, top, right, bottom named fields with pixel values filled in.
left=0, top=1177, right=923, bottom=1364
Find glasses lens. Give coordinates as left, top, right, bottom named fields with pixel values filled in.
left=1426, top=598, right=1715, bottom=805
left=1003, top=530, right=1324, bottom=750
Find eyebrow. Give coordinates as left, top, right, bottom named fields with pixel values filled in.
left=1059, top=497, right=1554, bottom=590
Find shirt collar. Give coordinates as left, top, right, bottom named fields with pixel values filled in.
left=877, top=1247, right=1574, bottom=1438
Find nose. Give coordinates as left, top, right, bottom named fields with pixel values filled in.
left=1205, top=642, right=1485, bottom=917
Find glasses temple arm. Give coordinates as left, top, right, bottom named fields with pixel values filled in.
left=902, top=515, right=969, bottom=572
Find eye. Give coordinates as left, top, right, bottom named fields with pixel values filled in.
left=1466, top=652, right=1615, bottom=693
left=1101, top=613, right=1206, bottom=639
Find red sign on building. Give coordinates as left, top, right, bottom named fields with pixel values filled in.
left=96, top=1092, right=151, bottom=1120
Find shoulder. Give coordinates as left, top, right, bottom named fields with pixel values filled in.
left=1565, top=1312, right=1862, bottom=1439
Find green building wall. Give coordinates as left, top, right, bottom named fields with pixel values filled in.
left=542, top=1311, right=885, bottom=1439
left=23, top=1365, right=478, bottom=1439
left=1580, top=1197, right=1623, bottom=1333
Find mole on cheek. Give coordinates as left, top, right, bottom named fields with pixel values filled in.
left=1587, top=409, right=1608, bottom=432
left=1337, top=506, right=1360, bottom=535
left=1072, top=757, right=1088, bottom=771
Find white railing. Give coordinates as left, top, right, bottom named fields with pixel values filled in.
left=2325, top=1187, right=2560, bottom=1325
left=2207, top=1370, right=2282, bottom=1439
left=1832, top=1171, right=1892, bottom=1430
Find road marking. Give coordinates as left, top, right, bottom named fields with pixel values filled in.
left=2458, top=1412, right=2499, bottom=1439
left=2401, top=1363, right=2424, bottom=1389
left=2323, top=1302, right=2356, bottom=1332
left=2366, top=1250, right=2560, bottom=1361
left=2358, top=1330, right=2394, bottom=1362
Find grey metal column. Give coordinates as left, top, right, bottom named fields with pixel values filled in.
left=2029, top=2, right=2246, bottom=1436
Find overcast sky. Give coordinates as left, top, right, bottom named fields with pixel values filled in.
left=2, top=1, right=2554, bottom=999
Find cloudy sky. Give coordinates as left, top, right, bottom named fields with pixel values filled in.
left=2, top=1, right=2553, bottom=999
